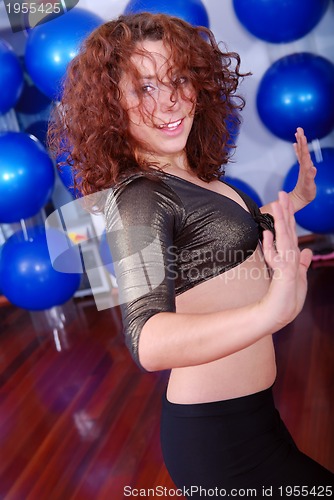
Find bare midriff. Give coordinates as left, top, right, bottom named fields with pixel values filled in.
left=163, top=171, right=277, bottom=404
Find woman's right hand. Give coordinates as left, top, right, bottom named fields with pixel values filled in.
left=261, top=191, right=313, bottom=332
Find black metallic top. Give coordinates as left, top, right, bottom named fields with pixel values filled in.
left=104, top=171, right=275, bottom=370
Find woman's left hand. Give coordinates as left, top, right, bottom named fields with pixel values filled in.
left=289, top=127, right=317, bottom=213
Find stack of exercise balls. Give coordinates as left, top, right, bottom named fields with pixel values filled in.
left=0, top=130, right=82, bottom=310
left=233, top=0, right=334, bottom=234
left=0, top=8, right=104, bottom=311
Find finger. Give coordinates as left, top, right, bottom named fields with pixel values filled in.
left=262, top=229, right=276, bottom=269
left=293, top=129, right=305, bottom=161
left=294, top=130, right=301, bottom=150
left=272, top=197, right=291, bottom=254
left=299, top=247, right=313, bottom=270
left=296, top=126, right=305, bottom=139
left=278, top=191, right=297, bottom=249
left=287, top=194, right=298, bottom=247
left=295, top=137, right=315, bottom=176
left=278, top=191, right=291, bottom=232
left=293, top=142, right=301, bottom=163
left=295, top=127, right=306, bottom=147
left=299, top=136, right=311, bottom=161
left=295, top=127, right=307, bottom=145
left=298, top=137, right=308, bottom=161
left=311, top=164, right=317, bottom=178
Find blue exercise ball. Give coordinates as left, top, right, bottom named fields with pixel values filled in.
left=257, top=53, right=334, bottom=142
left=233, top=0, right=330, bottom=43
left=24, top=8, right=103, bottom=100
left=124, top=0, right=209, bottom=27
left=0, top=132, right=55, bottom=223
left=15, top=75, right=51, bottom=114
left=283, top=148, right=334, bottom=233
left=25, top=120, right=49, bottom=145
left=0, top=226, right=81, bottom=310
left=99, top=231, right=115, bottom=276
left=221, top=175, right=263, bottom=207
left=0, top=39, right=24, bottom=114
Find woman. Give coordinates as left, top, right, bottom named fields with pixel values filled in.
left=48, top=12, right=333, bottom=498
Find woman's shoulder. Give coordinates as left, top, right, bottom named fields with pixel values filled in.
left=112, top=170, right=183, bottom=202
left=104, top=170, right=184, bottom=221
left=116, top=169, right=171, bottom=188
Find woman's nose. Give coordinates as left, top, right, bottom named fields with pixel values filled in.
left=158, top=85, right=180, bottom=111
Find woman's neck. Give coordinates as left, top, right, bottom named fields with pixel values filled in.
left=142, top=150, right=191, bottom=173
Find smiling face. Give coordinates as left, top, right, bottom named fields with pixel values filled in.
left=119, top=39, right=196, bottom=169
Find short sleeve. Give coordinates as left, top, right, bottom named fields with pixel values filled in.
left=104, top=175, right=182, bottom=371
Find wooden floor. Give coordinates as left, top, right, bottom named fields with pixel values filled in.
left=0, top=261, right=333, bottom=499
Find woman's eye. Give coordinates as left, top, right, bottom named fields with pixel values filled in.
left=141, top=84, right=156, bottom=93
left=173, top=76, right=188, bottom=86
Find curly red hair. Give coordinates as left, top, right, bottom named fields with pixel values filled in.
left=47, top=12, right=248, bottom=197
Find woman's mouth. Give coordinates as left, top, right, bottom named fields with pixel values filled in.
left=156, top=118, right=183, bottom=133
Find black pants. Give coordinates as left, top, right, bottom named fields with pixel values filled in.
left=161, top=386, right=333, bottom=499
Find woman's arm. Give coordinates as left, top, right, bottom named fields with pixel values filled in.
left=261, top=127, right=317, bottom=216
left=139, top=192, right=312, bottom=371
